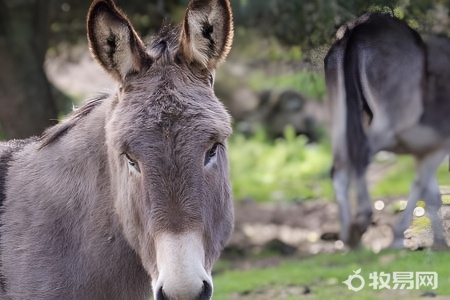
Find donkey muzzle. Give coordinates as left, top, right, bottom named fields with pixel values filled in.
left=153, top=232, right=213, bottom=300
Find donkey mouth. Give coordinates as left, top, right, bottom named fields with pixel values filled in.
left=156, top=280, right=212, bottom=300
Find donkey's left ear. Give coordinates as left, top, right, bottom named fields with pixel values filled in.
left=87, top=0, right=152, bottom=82
left=179, top=0, right=233, bottom=70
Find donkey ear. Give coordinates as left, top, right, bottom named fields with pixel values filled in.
left=179, top=0, right=233, bottom=70
left=87, top=0, right=151, bottom=82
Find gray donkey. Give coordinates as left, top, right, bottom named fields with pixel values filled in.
left=325, top=13, right=450, bottom=249
left=0, top=0, right=234, bottom=299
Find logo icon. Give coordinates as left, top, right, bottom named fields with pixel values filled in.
left=343, top=268, right=365, bottom=292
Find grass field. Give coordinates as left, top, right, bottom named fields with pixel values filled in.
left=213, top=250, right=450, bottom=300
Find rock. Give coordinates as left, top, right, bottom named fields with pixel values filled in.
left=303, top=285, right=311, bottom=295
left=265, top=238, right=297, bottom=255
left=321, top=232, right=339, bottom=241
left=421, top=291, right=437, bottom=298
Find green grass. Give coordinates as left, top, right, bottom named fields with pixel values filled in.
left=229, top=127, right=333, bottom=202
left=372, top=155, right=449, bottom=199
left=213, top=250, right=450, bottom=299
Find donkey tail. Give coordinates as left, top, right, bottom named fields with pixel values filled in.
left=343, top=34, right=371, bottom=175
left=346, top=38, right=373, bottom=176
left=326, top=28, right=371, bottom=176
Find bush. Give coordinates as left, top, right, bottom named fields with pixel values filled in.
left=248, top=70, right=326, bottom=100
left=228, top=128, right=449, bottom=203
left=229, top=126, right=333, bottom=202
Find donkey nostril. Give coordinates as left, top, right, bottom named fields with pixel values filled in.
left=199, top=281, right=212, bottom=300
left=156, top=286, right=167, bottom=300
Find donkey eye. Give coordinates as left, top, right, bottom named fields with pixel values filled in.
left=204, top=143, right=219, bottom=166
left=125, top=154, right=140, bottom=172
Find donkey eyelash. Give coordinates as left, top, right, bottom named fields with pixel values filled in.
left=208, top=74, right=214, bottom=86
left=123, top=153, right=140, bottom=172
left=204, top=143, right=223, bottom=166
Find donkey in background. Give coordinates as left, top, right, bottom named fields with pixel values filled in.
left=0, top=0, right=234, bottom=299
left=325, top=13, right=450, bottom=249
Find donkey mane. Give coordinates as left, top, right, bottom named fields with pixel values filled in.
left=39, top=93, right=110, bottom=148
left=147, top=24, right=181, bottom=63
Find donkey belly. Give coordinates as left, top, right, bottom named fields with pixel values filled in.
left=366, top=110, right=448, bottom=155
left=395, top=123, right=450, bottom=154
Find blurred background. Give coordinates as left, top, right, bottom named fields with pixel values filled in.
left=1, top=0, right=450, bottom=299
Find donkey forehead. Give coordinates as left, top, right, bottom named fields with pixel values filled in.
left=111, top=84, right=231, bottom=151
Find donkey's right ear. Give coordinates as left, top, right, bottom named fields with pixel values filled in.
left=179, top=0, right=233, bottom=70
left=87, top=0, right=152, bottom=82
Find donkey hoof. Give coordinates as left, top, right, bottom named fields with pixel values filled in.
left=349, top=222, right=367, bottom=248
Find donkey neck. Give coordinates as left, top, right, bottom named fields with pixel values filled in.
left=1, top=95, right=151, bottom=299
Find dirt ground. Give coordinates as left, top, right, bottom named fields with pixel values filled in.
left=218, top=197, right=450, bottom=300
left=227, top=194, right=450, bottom=258
left=224, top=158, right=450, bottom=258
left=228, top=198, right=387, bottom=257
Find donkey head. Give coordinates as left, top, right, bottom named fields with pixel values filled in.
left=87, top=0, right=234, bottom=299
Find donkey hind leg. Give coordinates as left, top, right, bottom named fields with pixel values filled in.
left=394, top=150, right=448, bottom=249
left=424, top=176, right=448, bottom=249
left=350, top=173, right=373, bottom=248
left=332, top=164, right=351, bottom=246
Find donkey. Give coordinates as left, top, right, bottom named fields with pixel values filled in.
left=325, top=12, right=450, bottom=249
left=0, top=0, right=234, bottom=299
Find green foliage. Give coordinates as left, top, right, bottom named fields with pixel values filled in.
left=228, top=126, right=333, bottom=202
left=230, top=28, right=305, bottom=63
left=229, top=131, right=449, bottom=203
left=214, top=250, right=450, bottom=299
left=231, top=0, right=450, bottom=49
left=267, top=41, right=303, bottom=62
left=248, top=70, right=326, bottom=100
left=48, top=0, right=185, bottom=47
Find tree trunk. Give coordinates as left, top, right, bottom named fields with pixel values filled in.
left=0, top=0, right=58, bottom=139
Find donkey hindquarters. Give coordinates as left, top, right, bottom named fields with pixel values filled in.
left=0, top=0, right=235, bottom=299
left=326, top=13, right=450, bottom=249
